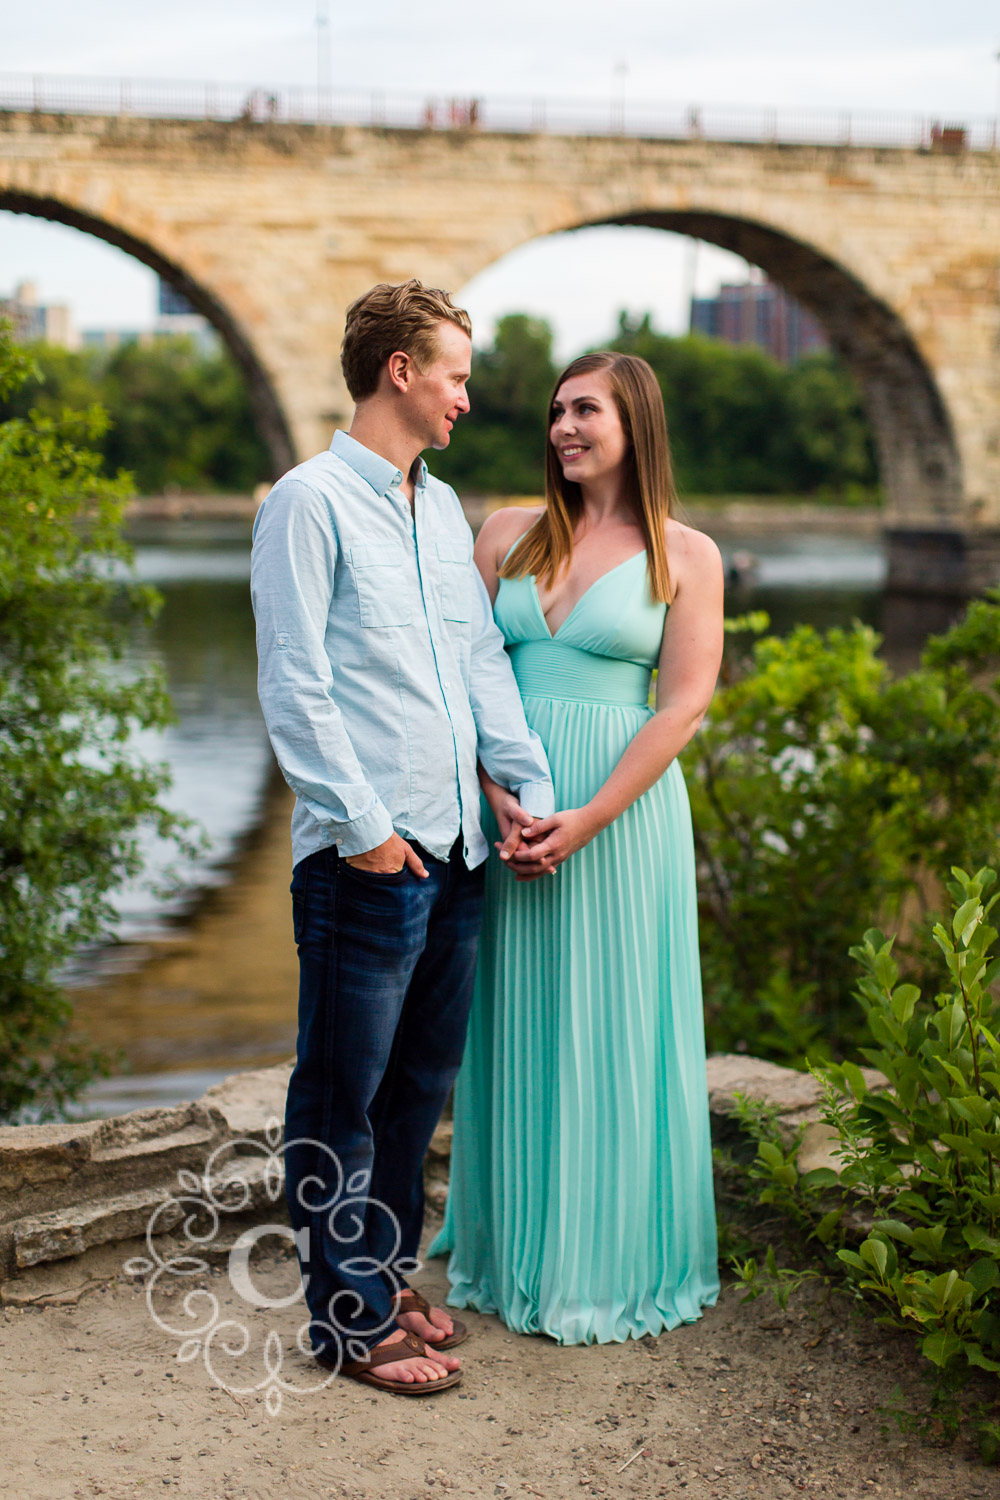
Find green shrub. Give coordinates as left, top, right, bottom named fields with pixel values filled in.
left=729, top=867, right=1000, bottom=1452
left=0, top=326, right=194, bottom=1122
left=684, top=598, right=1000, bottom=1064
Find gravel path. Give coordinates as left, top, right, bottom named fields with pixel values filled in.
left=3, top=1222, right=995, bottom=1499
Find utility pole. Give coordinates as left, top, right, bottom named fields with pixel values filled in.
left=683, top=238, right=700, bottom=333
left=316, top=1, right=332, bottom=121
left=612, top=60, right=628, bottom=134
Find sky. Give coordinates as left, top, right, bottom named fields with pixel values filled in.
left=2, top=1, right=998, bottom=357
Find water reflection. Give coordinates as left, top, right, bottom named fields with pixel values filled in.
left=66, top=517, right=958, bottom=1117
left=96, top=524, right=273, bottom=940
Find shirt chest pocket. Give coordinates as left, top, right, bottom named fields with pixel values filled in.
left=349, top=543, right=412, bottom=628
left=436, top=540, right=473, bottom=623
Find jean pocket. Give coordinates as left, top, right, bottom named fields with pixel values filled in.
left=291, top=894, right=306, bottom=944
left=290, top=858, right=310, bottom=942
left=349, top=542, right=412, bottom=627
left=341, top=860, right=409, bottom=885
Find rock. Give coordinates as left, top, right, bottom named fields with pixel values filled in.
left=426, top=1118, right=453, bottom=1165
left=0, top=1064, right=295, bottom=1283
left=201, top=1062, right=293, bottom=1140
left=706, top=1053, right=887, bottom=1169
left=0, top=1052, right=889, bottom=1290
left=13, top=1185, right=188, bottom=1268
left=796, top=1122, right=844, bottom=1174
left=0, top=1120, right=102, bottom=1194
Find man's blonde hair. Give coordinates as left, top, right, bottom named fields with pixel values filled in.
left=341, top=279, right=472, bottom=401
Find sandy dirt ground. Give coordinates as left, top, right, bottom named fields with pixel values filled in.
left=4, top=1216, right=997, bottom=1500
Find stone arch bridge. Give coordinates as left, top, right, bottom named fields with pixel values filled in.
left=2, top=106, right=999, bottom=591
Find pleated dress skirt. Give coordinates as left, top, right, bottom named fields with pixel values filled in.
left=428, top=612, right=721, bottom=1344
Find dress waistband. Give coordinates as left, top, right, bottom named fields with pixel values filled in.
left=508, top=640, right=653, bottom=707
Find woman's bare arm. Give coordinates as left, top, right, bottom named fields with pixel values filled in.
left=473, top=505, right=547, bottom=858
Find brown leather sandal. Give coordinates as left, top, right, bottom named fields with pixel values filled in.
left=393, top=1285, right=468, bottom=1350
left=338, top=1330, right=461, bottom=1395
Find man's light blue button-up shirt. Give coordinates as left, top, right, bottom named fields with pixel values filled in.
left=250, top=429, right=555, bottom=871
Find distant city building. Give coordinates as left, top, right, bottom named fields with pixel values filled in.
left=158, top=280, right=196, bottom=317
left=0, top=281, right=77, bottom=348
left=690, top=279, right=828, bottom=364
left=79, top=328, right=153, bottom=351
left=155, top=276, right=218, bottom=352
left=1, top=278, right=218, bottom=355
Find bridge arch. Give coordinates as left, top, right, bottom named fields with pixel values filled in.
left=466, top=210, right=963, bottom=526
left=0, top=189, right=295, bottom=477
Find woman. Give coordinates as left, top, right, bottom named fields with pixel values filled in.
left=428, top=351, right=724, bottom=1344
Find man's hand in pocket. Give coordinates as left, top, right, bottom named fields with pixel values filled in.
left=344, top=832, right=428, bottom=877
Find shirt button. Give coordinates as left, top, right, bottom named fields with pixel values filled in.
left=336, top=838, right=343, bottom=846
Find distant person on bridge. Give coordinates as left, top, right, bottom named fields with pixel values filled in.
left=250, top=279, right=554, bottom=1394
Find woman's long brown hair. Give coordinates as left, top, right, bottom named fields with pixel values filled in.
left=499, top=351, right=677, bottom=604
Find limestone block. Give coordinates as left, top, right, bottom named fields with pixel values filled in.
left=795, top=1121, right=844, bottom=1175
left=91, top=1120, right=216, bottom=1166
left=0, top=1046, right=900, bottom=1291
left=706, top=1052, right=888, bottom=1178
left=12, top=1152, right=286, bottom=1271
left=90, top=1101, right=215, bottom=1156
left=0, top=1120, right=101, bottom=1196
left=203, top=1154, right=287, bottom=1218
left=706, top=1053, right=885, bottom=1137
left=425, top=1118, right=453, bottom=1168
left=13, top=1185, right=187, bottom=1268
left=0, top=1103, right=229, bottom=1239
left=200, top=1061, right=293, bottom=1141
left=423, top=1118, right=453, bottom=1216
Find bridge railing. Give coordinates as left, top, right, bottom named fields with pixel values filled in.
left=0, top=73, right=996, bottom=152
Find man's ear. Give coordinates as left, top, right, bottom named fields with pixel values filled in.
left=386, top=350, right=412, bottom=394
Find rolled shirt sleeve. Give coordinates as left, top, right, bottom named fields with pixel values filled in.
left=250, top=477, right=395, bottom=856
left=466, top=565, right=555, bottom=819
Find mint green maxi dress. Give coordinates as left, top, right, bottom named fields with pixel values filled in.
left=427, top=551, right=720, bottom=1344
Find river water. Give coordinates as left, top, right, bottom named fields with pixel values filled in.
left=62, top=515, right=959, bottom=1118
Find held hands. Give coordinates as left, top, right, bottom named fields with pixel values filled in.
left=480, top=769, right=598, bottom=879
left=499, top=807, right=599, bottom=881
left=480, top=775, right=537, bottom=864
left=345, top=831, right=429, bottom=877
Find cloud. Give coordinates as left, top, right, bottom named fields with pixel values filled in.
left=3, top=1, right=997, bottom=113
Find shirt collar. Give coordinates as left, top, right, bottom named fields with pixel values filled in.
left=329, top=429, right=428, bottom=496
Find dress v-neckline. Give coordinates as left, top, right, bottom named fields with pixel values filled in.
left=531, top=549, right=647, bottom=641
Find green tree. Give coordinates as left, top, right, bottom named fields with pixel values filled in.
left=610, top=312, right=878, bottom=498
left=433, top=313, right=557, bottom=495
left=0, top=327, right=191, bottom=1122
left=100, top=337, right=269, bottom=493
left=435, top=309, right=879, bottom=499
left=783, top=351, right=877, bottom=497
left=0, top=336, right=270, bottom=495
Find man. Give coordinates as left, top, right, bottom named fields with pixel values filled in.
left=250, top=279, right=554, bottom=1395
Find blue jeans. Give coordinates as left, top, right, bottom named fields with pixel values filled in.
left=284, top=838, right=485, bottom=1361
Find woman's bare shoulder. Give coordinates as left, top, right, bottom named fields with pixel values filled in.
left=477, top=505, right=544, bottom=555
left=666, top=516, right=722, bottom=569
